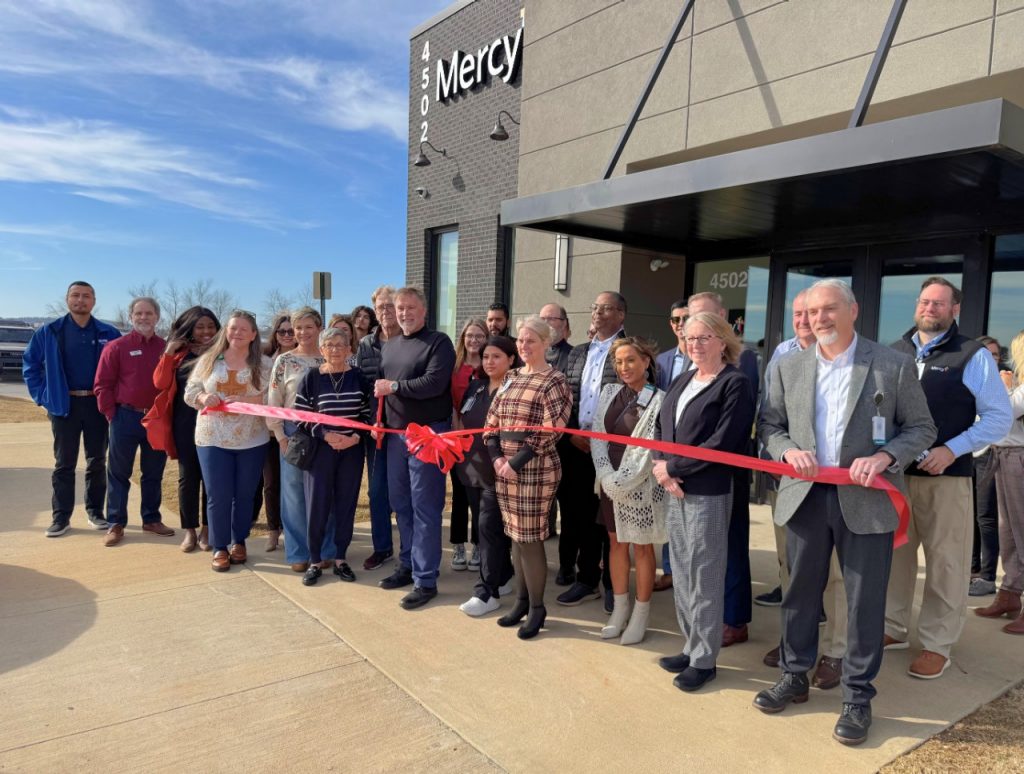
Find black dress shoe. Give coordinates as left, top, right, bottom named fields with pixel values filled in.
left=658, top=652, right=690, bottom=673
left=752, top=672, right=810, bottom=713
left=604, top=587, right=614, bottom=614
left=517, top=605, right=547, bottom=640
left=754, top=586, right=783, bottom=606
left=333, top=562, right=356, bottom=582
left=400, top=585, right=437, bottom=610
left=379, top=568, right=413, bottom=590
left=674, top=666, right=716, bottom=692
left=556, top=582, right=600, bottom=606
left=498, top=597, right=530, bottom=627
left=555, top=568, right=576, bottom=587
left=302, top=566, right=322, bottom=586
left=833, top=702, right=871, bottom=746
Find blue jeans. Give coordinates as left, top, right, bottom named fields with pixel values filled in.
left=280, top=422, right=335, bottom=565
left=197, top=444, right=265, bottom=550
left=386, top=420, right=449, bottom=588
left=365, top=436, right=393, bottom=554
left=106, top=406, right=166, bottom=526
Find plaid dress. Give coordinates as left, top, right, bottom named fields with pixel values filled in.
left=484, top=368, right=572, bottom=542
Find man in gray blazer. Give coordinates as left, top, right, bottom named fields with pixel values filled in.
left=755, top=279, right=935, bottom=746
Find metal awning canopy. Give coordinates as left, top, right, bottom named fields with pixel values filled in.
left=500, top=99, right=1024, bottom=254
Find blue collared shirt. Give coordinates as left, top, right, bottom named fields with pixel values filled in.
left=578, top=329, right=622, bottom=429
left=670, top=346, right=690, bottom=382
left=910, top=329, right=1012, bottom=457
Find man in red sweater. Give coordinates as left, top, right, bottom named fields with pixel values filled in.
left=94, top=296, right=172, bottom=546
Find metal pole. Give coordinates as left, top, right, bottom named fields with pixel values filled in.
left=319, top=275, right=326, bottom=322
left=848, top=0, right=907, bottom=129
left=602, top=0, right=696, bottom=179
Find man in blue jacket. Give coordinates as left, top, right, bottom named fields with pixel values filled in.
left=23, top=281, right=121, bottom=537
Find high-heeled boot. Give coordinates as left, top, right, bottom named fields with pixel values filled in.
left=518, top=605, right=547, bottom=640
left=975, top=589, right=1022, bottom=619
left=497, top=597, right=530, bottom=627
left=1003, top=605, right=1024, bottom=635
left=620, top=599, right=650, bottom=645
left=601, top=594, right=630, bottom=639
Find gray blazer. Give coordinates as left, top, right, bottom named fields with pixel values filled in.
left=758, top=336, right=936, bottom=535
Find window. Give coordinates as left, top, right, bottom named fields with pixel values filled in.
left=692, top=256, right=770, bottom=347
left=877, top=254, right=963, bottom=347
left=432, top=228, right=459, bottom=340
left=988, top=235, right=1024, bottom=350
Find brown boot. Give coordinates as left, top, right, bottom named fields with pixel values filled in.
left=974, top=589, right=1022, bottom=619
left=1003, top=610, right=1024, bottom=635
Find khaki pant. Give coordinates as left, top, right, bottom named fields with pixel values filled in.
left=885, top=475, right=973, bottom=658
left=771, top=492, right=847, bottom=658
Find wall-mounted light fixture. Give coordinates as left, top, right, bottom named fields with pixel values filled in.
left=413, top=140, right=448, bottom=167
left=489, top=110, right=521, bottom=141
left=414, top=186, right=428, bottom=199
left=649, top=258, right=670, bottom=272
left=554, top=234, right=571, bottom=291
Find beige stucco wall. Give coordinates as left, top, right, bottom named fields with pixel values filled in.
left=510, top=0, right=1024, bottom=344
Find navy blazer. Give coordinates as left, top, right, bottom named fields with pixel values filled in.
left=655, top=346, right=689, bottom=392
left=655, top=364, right=755, bottom=496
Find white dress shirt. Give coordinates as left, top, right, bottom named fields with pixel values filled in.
left=578, top=331, right=620, bottom=429
left=813, top=334, right=857, bottom=467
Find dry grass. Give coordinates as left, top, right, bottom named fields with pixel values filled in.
left=882, top=682, right=1024, bottom=773
left=0, top=395, right=47, bottom=423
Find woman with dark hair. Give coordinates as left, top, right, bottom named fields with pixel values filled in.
left=450, top=318, right=487, bottom=571
left=351, top=305, right=377, bottom=347
left=458, top=335, right=520, bottom=616
left=255, top=313, right=297, bottom=551
left=185, top=310, right=272, bottom=572
left=146, top=306, right=220, bottom=552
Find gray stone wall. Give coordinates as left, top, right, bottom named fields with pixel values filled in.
left=408, top=0, right=523, bottom=332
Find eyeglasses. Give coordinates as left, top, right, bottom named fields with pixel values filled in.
left=591, top=304, right=622, bottom=314
left=684, top=335, right=719, bottom=346
left=540, top=316, right=566, bottom=324
left=322, top=344, right=347, bottom=350
left=916, top=299, right=951, bottom=309
left=276, top=329, right=295, bottom=337
left=374, top=303, right=396, bottom=313
left=670, top=315, right=689, bottom=326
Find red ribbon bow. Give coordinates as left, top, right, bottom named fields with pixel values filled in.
left=404, top=422, right=474, bottom=474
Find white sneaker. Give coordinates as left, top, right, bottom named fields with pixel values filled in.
left=459, top=596, right=500, bottom=617
left=468, top=544, right=481, bottom=568
left=451, top=543, right=468, bottom=571
left=968, top=577, right=996, bottom=596
left=498, top=580, right=514, bottom=597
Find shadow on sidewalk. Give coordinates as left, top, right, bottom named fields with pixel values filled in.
left=0, top=565, right=98, bottom=675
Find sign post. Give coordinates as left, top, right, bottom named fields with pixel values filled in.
left=312, top=271, right=331, bottom=322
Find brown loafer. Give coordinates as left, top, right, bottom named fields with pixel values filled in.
left=104, top=525, right=124, bottom=547
left=763, top=646, right=780, bottom=668
left=180, top=529, right=197, bottom=553
left=721, top=624, right=748, bottom=648
left=883, top=634, right=908, bottom=650
left=229, top=544, right=247, bottom=565
left=142, top=521, right=175, bottom=537
left=198, top=526, right=211, bottom=551
left=811, top=655, right=842, bottom=689
left=908, top=650, right=949, bottom=679
left=290, top=562, right=309, bottom=573
left=653, top=574, right=673, bottom=592
left=212, top=550, right=230, bottom=572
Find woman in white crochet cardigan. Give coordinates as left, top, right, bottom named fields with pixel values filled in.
left=591, top=337, right=667, bottom=645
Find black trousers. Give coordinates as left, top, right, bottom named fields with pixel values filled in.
left=449, top=470, right=478, bottom=545
left=49, top=395, right=108, bottom=523
left=172, top=419, right=207, bottom=529
left=251, top=438, right=282, bottom=530
left=780, top=484, right=893, bottom=706
left=468, top=486, right=513, bottom=600
left=723, top=468, right=753, bottom=627
left=971, top=450, right=999, bottom=581
left=555, top=441, right=609, bottom=589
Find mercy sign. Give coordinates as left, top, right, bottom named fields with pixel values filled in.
left=435, top=28, right=522, bottom=103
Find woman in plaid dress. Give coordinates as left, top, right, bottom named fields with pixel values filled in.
left=484, top=316, right=571, bottom=639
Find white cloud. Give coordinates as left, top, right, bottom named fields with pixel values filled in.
left=0, top=221, right=145, bottom=246
left=71, top=190, right=141, bottom=206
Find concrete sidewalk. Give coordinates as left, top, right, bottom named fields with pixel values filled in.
left=2, top=422, right=1022, bottom=772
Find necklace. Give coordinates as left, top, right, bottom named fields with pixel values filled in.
left=324, top=368, right=346, bottom=394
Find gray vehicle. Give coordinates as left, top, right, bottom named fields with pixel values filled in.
left=0, top=321, right=34, bottom=375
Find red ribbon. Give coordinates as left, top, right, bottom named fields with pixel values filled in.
left=205, top=402, right=911, bottom=547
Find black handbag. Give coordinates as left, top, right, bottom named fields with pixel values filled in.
left=282, top=369, right=321, bottom=471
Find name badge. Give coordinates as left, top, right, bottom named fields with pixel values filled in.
left=636, top=384, right=655, bottom=408
left=497, top=377, right=512, bottom=396
left=872, top=415, right=886, bottom=445
left=129, top=350, right=143, bottom=356
left=461, top=392, right=478, bottom=414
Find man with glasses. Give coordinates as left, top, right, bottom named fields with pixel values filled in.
left=540, top=303, right=572, bottom=373
left=885, top=277, right=1011, bottom=679
left=24, top=281, right=122, bottom=537
left=356, top=285, right=400, bottom=571
left=556, top=292, right=626, bottom=608
left=655, top=301, right=690, bottom=392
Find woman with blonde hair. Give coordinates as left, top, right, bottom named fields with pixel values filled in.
left=450, top=317, right=488, bottom=571
left=652, top=311, right=754, bottom=690
left=184, top=310, right=273, bottom=572
left=484, top=315, right=571, bottom=639
left=975, top=330, right=1024, bottom=634
left=591, top=337, right=667, bottom=644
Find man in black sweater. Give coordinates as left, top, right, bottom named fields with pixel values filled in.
left=374, top=287, right=456, bottom=609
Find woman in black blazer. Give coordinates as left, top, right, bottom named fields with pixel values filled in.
left=652, top=312, right=755, bottom=692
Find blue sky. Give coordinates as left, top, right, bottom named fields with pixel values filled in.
left=0, top=0, right=450, bottom=323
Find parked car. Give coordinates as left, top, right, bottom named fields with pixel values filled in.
left=0, top=320, right=34, bottom=376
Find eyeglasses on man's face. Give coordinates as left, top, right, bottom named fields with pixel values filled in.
left=591, top=304, right=622, bottom=314
left=540, top=316, right=566, bottom=324
left=670, top=315, right=688, bottom=326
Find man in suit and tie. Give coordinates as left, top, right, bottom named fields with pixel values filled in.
left=756, top=279, right=935, bottom=745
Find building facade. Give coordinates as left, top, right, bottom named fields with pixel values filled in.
left=409, top=0, right=1024, bottom=355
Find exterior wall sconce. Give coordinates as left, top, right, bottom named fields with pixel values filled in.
left=554, top=234, right=571, bottom=291
left=649, top=258, right=670, bottom=271
left=413, top=140, right=448, bottom=167
left=490, top=110, right=521, bottom=141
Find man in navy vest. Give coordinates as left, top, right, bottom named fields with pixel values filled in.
left=885, top=277, right=1011, bottom=679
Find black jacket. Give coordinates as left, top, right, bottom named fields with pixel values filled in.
left=564, top=331, right=625, bottom=430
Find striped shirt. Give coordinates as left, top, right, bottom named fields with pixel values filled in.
left=294, top=367, right=370, bottom=440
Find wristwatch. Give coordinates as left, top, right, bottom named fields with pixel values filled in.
left=390, top=381, right=399, bottom=394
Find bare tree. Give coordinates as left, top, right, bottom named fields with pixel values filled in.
left=262, top=288, right=295, bottom=327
